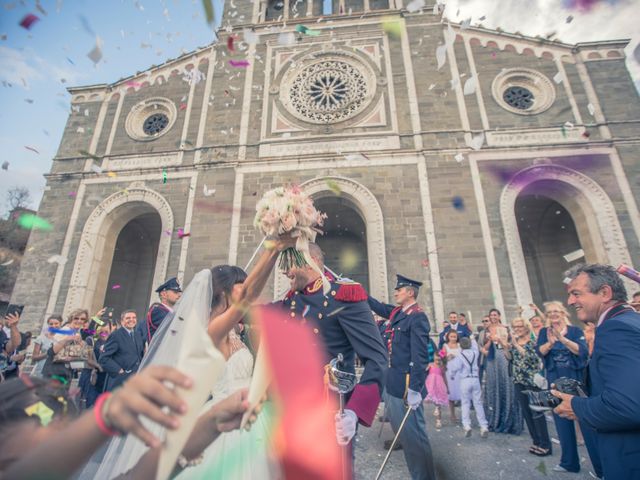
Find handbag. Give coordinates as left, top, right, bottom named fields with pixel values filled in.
left=53, top=340, right=91, bottom=364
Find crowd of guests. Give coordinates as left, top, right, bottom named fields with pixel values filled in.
left=413, top=287, right=640, bottom=477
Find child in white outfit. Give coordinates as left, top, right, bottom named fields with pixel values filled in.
left=446, top=337, right=489, bottom=438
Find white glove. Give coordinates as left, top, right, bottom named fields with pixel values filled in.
left=407, top=389, right=422, bottom=410
left=335, top=409, right=358, bottom=446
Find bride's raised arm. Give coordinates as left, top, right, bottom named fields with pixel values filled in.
left=207, top=234, right=296, bottom=347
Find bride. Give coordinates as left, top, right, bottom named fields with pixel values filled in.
left=89, top=234, right=294, bottom=479
left=175, top=265, right=280, bottom=479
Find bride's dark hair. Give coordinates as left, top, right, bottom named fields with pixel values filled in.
left=210, top=265, right=248, bottom=310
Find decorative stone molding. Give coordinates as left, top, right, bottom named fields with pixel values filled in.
left=104, top=153, right=181, bottom=171
left=491, top=68, right=556, bottom=115
left=124, top=97, right=177, bottom=141
left=500, top=163, right=632, bottom=308
left=64, top=186, right=174, bottom=316
left=272, top=176, right=388, bottom=301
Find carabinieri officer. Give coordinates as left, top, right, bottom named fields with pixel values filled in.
left=279, top=243, right=388, bottom=451
left=368, top=274, right=436, bottom=480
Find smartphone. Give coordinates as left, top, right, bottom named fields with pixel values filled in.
left=5, top=304, right=24, bottom=318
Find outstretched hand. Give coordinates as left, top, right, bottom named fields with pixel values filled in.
left=210, top=388, right=253, bottom=433
left=268, top=231, right=298, bottom=253
left=105, top=365, right=193, bottom=448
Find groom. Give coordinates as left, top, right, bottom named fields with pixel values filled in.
left=279, top=243, right=388, bottom=447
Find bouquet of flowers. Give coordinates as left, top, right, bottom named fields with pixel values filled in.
left=254, top=185, right=328, bottom=286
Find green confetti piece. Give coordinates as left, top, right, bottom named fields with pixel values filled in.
left=17, top=213, right=53, bottom=231
left=295, top=24, right=320, bottom=36
left=535, top=460, right=547, bottom=476
left=202, top=0, right=214, bottom=25
left=162, top=169, right=168, bottom=184
left=382, top=17, right=402, bottom=38
left=325, top=179, right=341, bottom=196
left=78, top=149, right=100, bottom=160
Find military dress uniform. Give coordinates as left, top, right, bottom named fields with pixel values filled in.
left=136, top=277, right=181, bottom=344
left=368, top=275, right=436, bottom=480
left=279, top=271, right=388, bottom=429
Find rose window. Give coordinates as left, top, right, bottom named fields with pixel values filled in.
left=503, top=86, right=534, bottom=111
left=143, top=113, right=170, bottom=135
left=286, top=60, right=371, bottom=124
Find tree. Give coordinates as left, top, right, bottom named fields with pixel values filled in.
left=6, top=187, right=32, bottom=213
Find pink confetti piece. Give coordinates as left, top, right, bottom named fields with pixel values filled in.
left=421, top=259, right=429, bottom=267
left=19, top=13, right=39, bottom=30
left=24, top=146, right=39, bottom=154
left=179, top=103, right=187, bottom=110
left=177, top=228, right=191, bottom=239
left=164, top=229, right=172, bottom=236
left=68, top=191, right=77, bottom=197
left=111, top=284, right=121, bottom=290
left=125, top=81, right=143, bottom=88
left=229, top=59, right=250, bottom=68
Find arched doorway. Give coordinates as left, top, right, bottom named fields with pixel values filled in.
left=315, top=197, right=369, bottom=289
left=103, top=212, right=161, bottom=320
left=500, top=164, right=633, bottom=315
left=515, top=192, right=582, bottom=308
left=65, top=185, right=174, bottom=318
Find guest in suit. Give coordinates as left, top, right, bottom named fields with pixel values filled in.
left=553, top=264, right=640, bottom=480
left=438, top=311, right=472, bottom=349
left=99, top=310, right=144, bottom=391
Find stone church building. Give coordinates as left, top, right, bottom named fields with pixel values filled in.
left=12, top=0, right=640, bottom=331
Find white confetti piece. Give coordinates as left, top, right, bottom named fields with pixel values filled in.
left=563, top=249, right=584, bottom=263
left=1, top=259, right=13, bottom=266
left=463, top=75, right=477, bottom=95
left=436, top=44, right=447, bottom=70
left=461, top=17, right=471, bottom=30
left=552, top=437, right=560, bottom=444
left=467, top=132, right=484, bottom=150
left=47, top=255, right=67, bottom=265
left=445, top=23, right=456, bottom=46
left=553, top=71, right=563, bottom=84
left=344, top=153, right=369, bottom=162
left=243, top=28, right=257, bottom=44
left=277, top=32, right=295, bottom=45
left=454, top=153, right=464, bottom=163
left=406, top=0, right=425, bottom=13
left=87, top=36, right=103, bottom=64
left=587, top=103, right=595, bottom=116
left=203, top=185, right=216, bottom=197
left=76, top=127, right=85, bottom=133
left=564, top=121, right=574, bottom=129
left=450, top=77, right=459, bottom=89
left=91, top=164, right=102, bottom=174
left=428, top=83, right=436, bottom=90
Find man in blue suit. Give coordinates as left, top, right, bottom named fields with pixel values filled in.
left=438, top=311, right=472, bottom=349
left=553, top=263, right=640, bottom=480
left=100, top=310, right=145, bottom=391
left=368, top=274, right=436, bottom=480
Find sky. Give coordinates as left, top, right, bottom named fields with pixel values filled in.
left=0, top=0, right=638, bottom=217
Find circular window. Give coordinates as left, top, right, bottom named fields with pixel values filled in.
left=280, top=56, right=375, bottom=124
left=503, top=86, right=534, bottom=110
left=491, top=68, right=555, bottom=115
left=125, top=98, right=177, bottom=141
left=143, top=113, right=169, bottom=135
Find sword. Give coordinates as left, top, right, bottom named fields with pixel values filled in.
left=327, top=354, right=357, bottom=480
left=375, top=405, right=412, bottom=480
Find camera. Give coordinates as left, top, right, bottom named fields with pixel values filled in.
left=524, top=377, right=587, bottom=412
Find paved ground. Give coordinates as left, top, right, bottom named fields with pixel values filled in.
left=354, top=402, right=597, bottom=480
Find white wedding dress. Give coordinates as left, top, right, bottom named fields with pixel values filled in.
left=176, top=335, right=280, bottom=480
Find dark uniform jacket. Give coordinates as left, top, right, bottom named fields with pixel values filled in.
left=99, top=327, right=144, bottom=391
left=136, top=302, right=172, bottom=344
left=279, top=272, right=387, bottom=427
left=572, top=304, right=640, bottom=480
left=367, top=297, right=431, bottom=399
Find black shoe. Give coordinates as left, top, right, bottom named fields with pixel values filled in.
left=384, top=439, right=402, bottom=450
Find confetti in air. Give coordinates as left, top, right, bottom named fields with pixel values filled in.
left=47, top=255, right=67, bottom=265
left=17, top=213, right=53, bottom=231
left=227, top=36, right=235, bottom=51
left=421, top=259, right=429, bottom=267
left=382, top=18, right=402, bottom=38
left=325, top=179, right=341, bottom=196
left=436, top=44, right=447, bottom=70
left=229, top=59, right=250, bottom=67
left=202, top=0, right=215, bottom=25
left=1, top=161, right=8, bottom=170
left=295, top=24, right=321, bottom=36
left=467, top=133, right=485, bottom=151
left=87, top=36, right=104, bottom=65
left=24, top=146, right=40, bottom=154
left=1, top=259, right=14, bottom=266
left=203, top=185, right=216, bottom=197
left=177, top=228, right=191, bottom=239
left=112, top=284, right=121, bottom=290
left=452, top=196, right=465, bottom=211
left=162, top=169, right=168, bottom=184
left=406, top=0, right=425, bottom=13
left=19, top=13, right=40, bottom=30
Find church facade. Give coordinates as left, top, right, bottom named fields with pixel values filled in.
left=12, top=0, right=640, bottom=331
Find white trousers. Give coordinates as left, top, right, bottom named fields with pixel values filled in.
left=460, top=377, right=488, bottom=430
